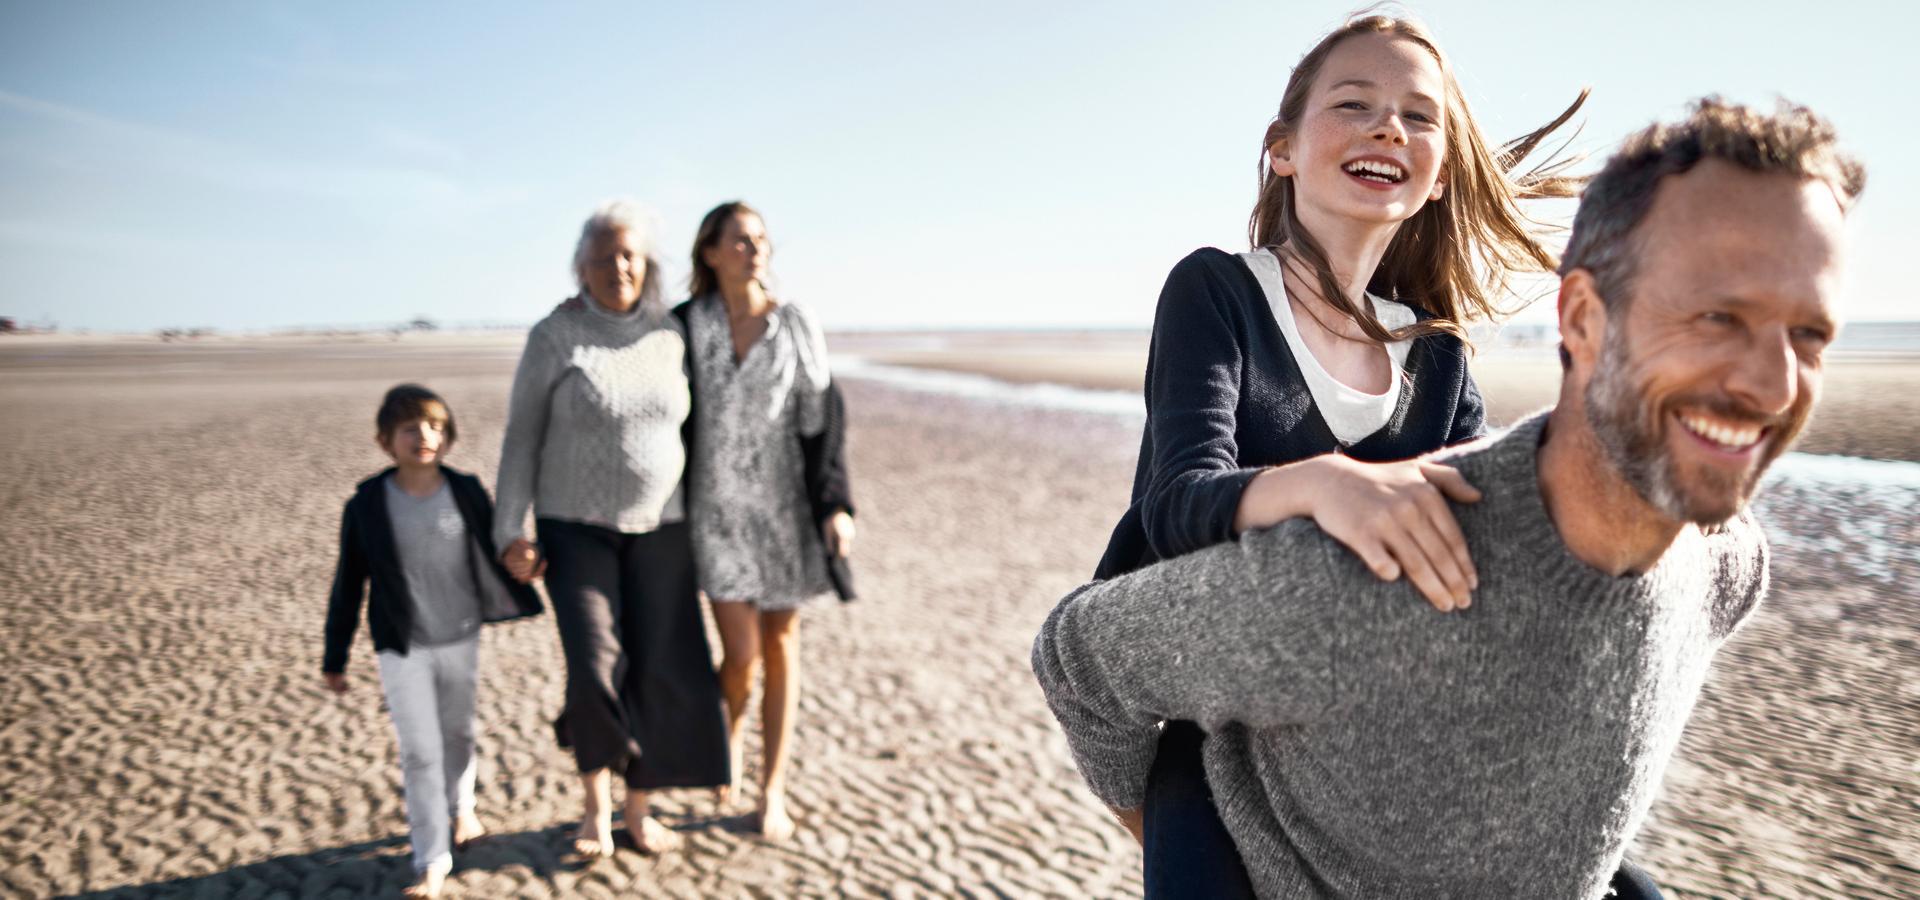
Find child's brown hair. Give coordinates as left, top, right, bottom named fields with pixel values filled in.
left=375, top=384, right=457, bottom=446
left=1249, top=11, right=1587, bottom=342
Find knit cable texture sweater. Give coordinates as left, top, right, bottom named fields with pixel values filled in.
left=1033, top=412, right=1769, bottom=899
left=494, top=296, right=691, bottom=549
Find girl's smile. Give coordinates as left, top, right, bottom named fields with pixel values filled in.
left=1272, top=32, right=1449, bottom=227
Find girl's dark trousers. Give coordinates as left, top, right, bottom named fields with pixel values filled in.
left=1143, top=723, right=1666, bottom=899
left=538, top=518, right=730, bottom=791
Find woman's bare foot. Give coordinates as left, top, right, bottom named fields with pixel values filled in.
left=716, top=732, right=747, bottom=809
left=573, top=808, right=615, bottom=859
left=573, top=770, right=615, bottom=859
left=452, top=812, right=486, bottom=850
left=757, top=794, right=795, bottom=842
left=625, top=790, right=684, bottom=854
left=628, top=814, right=686, bottom=854
left=401, top=867, right=446, bottom=899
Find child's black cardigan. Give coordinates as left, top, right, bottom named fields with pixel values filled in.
left=1093, top=248, right=1487, bottom=580
left=322, top=465, right=544, bottom=673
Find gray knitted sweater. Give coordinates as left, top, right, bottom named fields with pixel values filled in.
left=1032, top=412, right=1768, bottom=899
left=494, top=296, right=691, bottom=548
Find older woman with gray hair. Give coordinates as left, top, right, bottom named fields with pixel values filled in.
left=494, top=200, right=728, bottom=856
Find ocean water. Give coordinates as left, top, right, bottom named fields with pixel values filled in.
left=1478, top=319, right=1920, bottom=358
left=833, top=356, right=1149, bottom=417
left=836, top=355, right=1919, bottom=585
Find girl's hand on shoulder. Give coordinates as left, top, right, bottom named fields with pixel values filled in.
left=822, top=510, right=855, bottom=558
left=1247, top=455, right=1481, bottom=611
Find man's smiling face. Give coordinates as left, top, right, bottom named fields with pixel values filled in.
left=1583, top=159, right=1848, bottom=526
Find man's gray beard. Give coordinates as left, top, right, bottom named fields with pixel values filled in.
left=1582, top=337, right=1745, bottom=525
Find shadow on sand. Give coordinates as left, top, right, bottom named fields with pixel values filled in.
left=56, top=811, right=761, bottom=899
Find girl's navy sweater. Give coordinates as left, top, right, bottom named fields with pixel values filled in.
left=1093, top=247, right=1487, bottom=580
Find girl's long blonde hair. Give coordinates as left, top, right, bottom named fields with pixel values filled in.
left=1250, top=13, right=1586, bottom=342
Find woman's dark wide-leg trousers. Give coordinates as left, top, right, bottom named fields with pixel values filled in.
left=538, top=518, right=729, bottom=790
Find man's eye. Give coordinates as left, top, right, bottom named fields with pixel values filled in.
left=1700, top=311, right=1735, bottom=326
left=1336, top=100, right=1366, bottom=110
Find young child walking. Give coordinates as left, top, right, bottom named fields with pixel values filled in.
left=322, top=384, right=544, bottom=898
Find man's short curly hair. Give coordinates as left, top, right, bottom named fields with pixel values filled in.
left=1560, top=96, right=1866, bottom=310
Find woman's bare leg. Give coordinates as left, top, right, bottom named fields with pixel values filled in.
left=757, top=609, right=801, bottom=840
left=575, top=768, right=614, bottom=858
left=710, top=600, right=763, bottom=807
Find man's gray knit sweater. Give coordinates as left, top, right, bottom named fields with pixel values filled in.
left=494, top=296, right=691, bottom=549
left=1031, top=412, right=1768, bottom=899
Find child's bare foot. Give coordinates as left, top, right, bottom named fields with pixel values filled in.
left=453, top=812, right=487, bottom=850
left=757, top=794, right=795, bottom=842
left=401, top=867, right=446, bottom=899
left=573, top=809, right=615, bottom=859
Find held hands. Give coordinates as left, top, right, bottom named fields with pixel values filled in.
left=501, top=537, right=546, bottom=583
left=822, top=510, right=856, bottom=559
left=321, top=672, right=349, bottom=695
left=1238, top=455, right=1482, bottom=611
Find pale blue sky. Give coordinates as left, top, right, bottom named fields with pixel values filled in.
left=1, top=0, right=1910, bottom=332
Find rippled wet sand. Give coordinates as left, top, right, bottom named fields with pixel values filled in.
left=1, top=335, right=1913, bottom=898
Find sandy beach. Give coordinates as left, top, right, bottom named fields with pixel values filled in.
left=1, top=333, right=1916, bottom=898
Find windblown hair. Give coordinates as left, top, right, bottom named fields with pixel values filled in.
left=688, top=200, right=765, bottom=300
left=1560, top=96, right=1866, bottom=310
left=375, top=383, right=456, bottom=446
left=571, top=199, right=664, bottom=309
left=1249, top=11, right=1586, bottom=342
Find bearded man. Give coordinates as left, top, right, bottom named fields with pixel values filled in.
left=1031, top=97, right=1864, bottom=899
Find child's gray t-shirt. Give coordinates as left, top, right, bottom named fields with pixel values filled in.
left=384, top=476, right=482, bottom=647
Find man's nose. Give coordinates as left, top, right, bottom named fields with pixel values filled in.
left=1727, top=324, right=1798, bottom=416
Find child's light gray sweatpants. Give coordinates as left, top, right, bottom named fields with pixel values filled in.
left=376, top=635, right=479, bottom=876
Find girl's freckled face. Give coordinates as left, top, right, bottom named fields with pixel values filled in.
left=1280, top=33, right=1449, bottom=227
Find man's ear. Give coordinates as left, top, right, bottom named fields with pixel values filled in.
left=1268, top=139, right=1295, bottom=178
left=1557, top=269, right=1611, bottom=379
left=1429, top=177, right=1446, bottom=203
